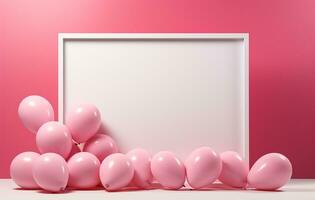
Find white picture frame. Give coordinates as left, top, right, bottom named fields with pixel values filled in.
left=58, top=33, right=249, bottom=161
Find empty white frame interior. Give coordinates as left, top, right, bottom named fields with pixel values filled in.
left=58, top=33, right=249, bottom=161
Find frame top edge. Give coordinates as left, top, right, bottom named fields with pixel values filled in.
left=58, top=33, right=249, bottom=40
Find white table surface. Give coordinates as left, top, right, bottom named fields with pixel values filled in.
left=1, top=179, right=315, bottom=200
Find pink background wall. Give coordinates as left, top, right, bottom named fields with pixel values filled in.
left=1, top=0, right=315, bottom=178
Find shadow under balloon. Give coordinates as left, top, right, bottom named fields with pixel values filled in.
left=142, top=183, right=286, bottom=193
left=106, top=183, right=248, bottom=192
left=67, top=186, right=105, bottom=191
left=13, top=187, right=74, bottom=194
left=176, top=183, right=244, bottom=192
left=243, top=188, right=284, bottom=193
left=14, top=188, right=40, bottom=191
left=37, top=189, right=74, bottom=194
left=103, top=183, right=164, bottom=192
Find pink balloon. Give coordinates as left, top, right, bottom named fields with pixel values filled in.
left=33, top=153, right=69, bottom=192
left=67, top=152, right=100, bottom=189
left=18, top=95, right=54, bottom=133
left=99, top=153, right=134, bottom=191
left=36, top=121, right=72, bottom=159
left=10, top=152, right=40, bottom=189
left=83, top=134, right=118, bottom=162
left=247, top=153, right=292, bottom=190
left=185, top=147, right=222, bottom=189
left=151, top=151, right=186, bottom=190
left=66, top=104, right=101, bottom=143
left=126, top=148, right=153, bottom=189
left=67, top=143, right=81, bottom=160
left=218, top=151, right=248, bottom=188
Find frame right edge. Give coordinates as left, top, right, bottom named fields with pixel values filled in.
left=243, top=33, right=250, bottom=165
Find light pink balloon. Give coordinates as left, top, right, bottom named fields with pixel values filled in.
left=83, top=134, right=118, bottom=162
left=185, top=147, right=221, bottom=189
left=66, top=104, right=101, bottom=143
left=36, top=121, right=72, bottom=159
left=67, top=143, right=81, bottom=160
left=33, top=153, right=69, bottom=192
left=67, top=152, right=100, bottom=189
left=151, top=151, right=186, bottom=189
left=218, top=151, right=248, bottom=188
left=247, top=153, right=292, bottom=190
left=126, top=148, right=153, bottom=189
left=99, top=153, right=134, bottom=191
left=18, top=95, right=54, bottom=133
left=10, top=152, right=40, bottom=189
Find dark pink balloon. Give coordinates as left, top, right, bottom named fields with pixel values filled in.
left=10, top=152, right=40, bottom=189
left=83, top=134, right=118, bottom=162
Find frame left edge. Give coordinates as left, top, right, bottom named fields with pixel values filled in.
left=58, top=33, right=64, bottom=123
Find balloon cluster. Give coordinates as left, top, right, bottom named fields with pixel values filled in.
left=11, top=95, right=293, bottom=193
